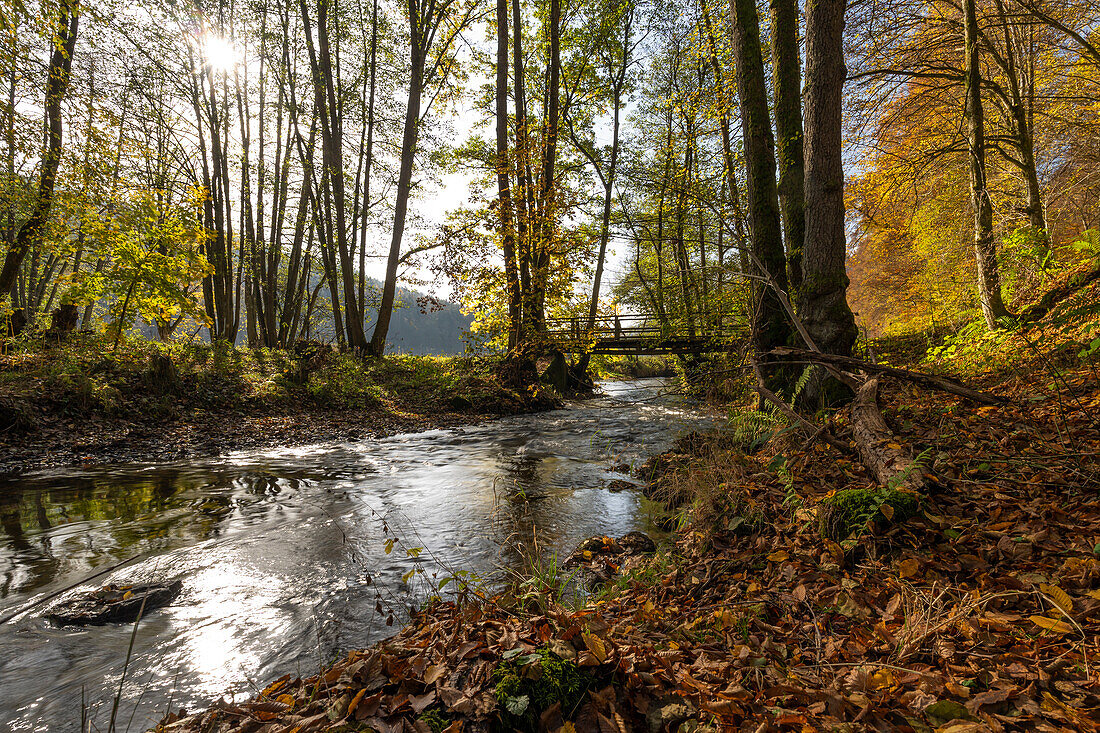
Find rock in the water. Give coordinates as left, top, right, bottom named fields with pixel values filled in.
left=540, top=350, right=569, bottom=393
left=618, top=531, right=657, bottom=554
left=47, top=580, right=183, bottom=626
left=563, top=530, right=655, bottom=572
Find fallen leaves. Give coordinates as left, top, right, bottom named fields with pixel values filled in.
left=154, top=359, right=1100, bottom=733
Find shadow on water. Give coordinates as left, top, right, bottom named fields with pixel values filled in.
left=0, top=378, right=719, bottom=732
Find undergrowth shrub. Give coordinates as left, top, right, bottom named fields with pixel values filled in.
left=306, top=354, right=384, bottom=408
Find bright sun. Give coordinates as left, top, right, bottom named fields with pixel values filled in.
left=202, top=34, right=240, bottom=73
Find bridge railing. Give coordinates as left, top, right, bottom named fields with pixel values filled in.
left=542, top=314, right=746, bottom=346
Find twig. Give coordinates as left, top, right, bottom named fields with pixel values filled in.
left=754, top=376, right=850, bottom=453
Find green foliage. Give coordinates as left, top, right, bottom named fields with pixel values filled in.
left=507, top=551, right=583, bottom=613
left=598, top=547, right=679, bottom=601
left=726, top=405, right=784, bottom=453
left=819, top=487, right=921, bottom=541
left=925, top=320, right=1015, bottom=372
left=1069, top=229, right=1100, bottom=259
left=493, top=648, right=589, bottom=729
left=0, top=337, right=508, bottom=420
left=67, top=189, right=212, bottom=344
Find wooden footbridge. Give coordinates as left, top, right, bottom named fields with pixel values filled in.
left=542, top=314, right=747, bottom=355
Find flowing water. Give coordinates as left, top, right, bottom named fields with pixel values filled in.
left=0, top=379, right=719, bottom=732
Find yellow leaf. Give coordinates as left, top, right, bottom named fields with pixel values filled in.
left=867, top=669, right=894, bottom=690
left=1030, top=615, right=1073, bottom=634
left=1088, top=590, right=1100, bottom=601
left=276, top=693, right=295, bottom=707
left=583, top=632, right=608, bottom=663
left=560, top=723, right=577, bottom=733
left=880, top=503, right=895, bottom=521
left=897, top=558, right=920, bottom=578
left=1040, top=584, right=1074, bottom=614
left=122, top=590, right=133, bottom=600
left=767, top=550, right=789, bottom=562
left=886, top=442, right=903, bottom=450
left=714, top=609, right=737, bottom=629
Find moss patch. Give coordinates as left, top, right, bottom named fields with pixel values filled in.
left=819, top=487, right=920, bottom=541
left=492, top=647, right=589, bottom=730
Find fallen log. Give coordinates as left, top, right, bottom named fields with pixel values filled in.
left=768, top=347, right=1002, bottom=405
left=850, top=378, right=926, bottom=493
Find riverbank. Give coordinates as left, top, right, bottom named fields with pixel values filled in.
left=0, top=336, right=559, bottom=474
left=151, top=277, right=1100, bottom=732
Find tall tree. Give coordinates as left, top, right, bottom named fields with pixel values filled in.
left=769, top=0, right=805, bottom=290
left=0, top=0, right=78, bottom=302
left=963, top=0, right=1012, bottom=328
left=495, top=0, right=522, bottom=351
left=370, top=0, right=475, bottom=355
left=801, top=0, right=858, bottom=375
left=730, top=0, right=793, bottom=389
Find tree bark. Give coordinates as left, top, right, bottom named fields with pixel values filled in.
left=769, top=0, right=805, bottom=291
left=370, top=0, right=429, bottom=356
left=730, top=0, right=793, bottom=391
left=0, top=2, right=79, bottom=301
left=495, top=0, right=521, bottom=352
left=850, top=378, right=926, bottom=493
left=963, top=0, right=1012, bottom=328
left=801, top=0, right=858, bottom=369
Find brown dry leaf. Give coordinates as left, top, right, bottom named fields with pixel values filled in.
left=422, top=664, right=447, bottom=684
left=898, top=558, right=920, bottom=578
left=766, top=550, right=789, bottom=562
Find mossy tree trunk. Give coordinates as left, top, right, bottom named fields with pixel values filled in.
left=769, top=0, right=805, bottom=293
left=730, top=0, right=794, bottom=393
left=963, top=0, right=1012, bottom=329
left=801, top=0, right=858, bottom=381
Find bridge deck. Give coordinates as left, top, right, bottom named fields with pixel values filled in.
left=542, top=315, right=745, bottom=355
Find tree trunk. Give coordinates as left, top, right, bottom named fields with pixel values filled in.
left=370, top=19, right=425, bottom=356
left=0, top=2, right=79, bottom=300
left=801, top=0, right=858, bottom=368
left=530, top=0, right=562, bottom=333
left=769, top=0, right=805, bottom=291
left=963, top=0, right=1011, bottom=328
left=496, top=0, right=521, bottom=353
left=730, top=0, right=793, bottom=391
left=301, top=0, right=368, bottom=350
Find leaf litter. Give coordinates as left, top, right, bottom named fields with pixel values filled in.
left=155, top=355, right=1100, bottom=732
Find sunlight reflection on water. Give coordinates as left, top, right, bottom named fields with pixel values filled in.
left=0, top=379, right=719, bottom=732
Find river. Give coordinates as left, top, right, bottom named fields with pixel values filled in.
left=0, top=379, right=718, bottom=732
